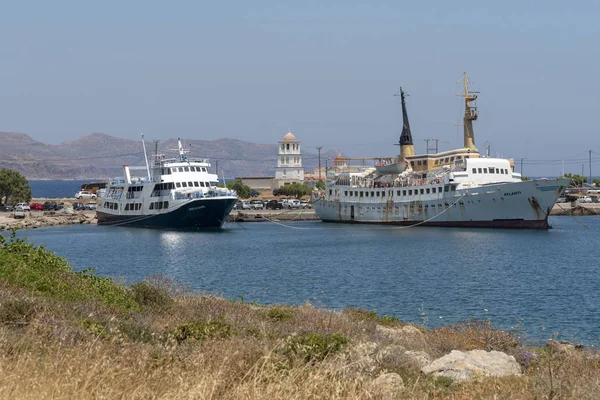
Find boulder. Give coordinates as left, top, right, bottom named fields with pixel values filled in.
left=371, top=372, right=404, bottom=394
left=422, top=350, right=521, bottom=381
left=376, top=324, right=423, bottom=341
left=404, top=350, right=431, bottom=368
left=546, top=339, right=584, bottom=355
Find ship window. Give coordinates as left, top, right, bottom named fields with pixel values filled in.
left=371, top=191, right=375, bottom=197
left=125, top=204, right=129, bottom=211
left=365, top=192, right=369, bottom=197
left=360, top=191, right=363, bottom=196
left=472, top=168, right=477, bottom=173
left=202, top=168, right=207, bottom=172
left=483, top=168, right=488, bottom=173
left=435, top=160, right=439, bottom=165
left=444, top=185, right=449, bottom=192
left=505, top=169, right=509, bottom=174
left=410, top=162, right=415, bottom=167
left=376, top=192, right=379, bottom=197
left=397, top=190, right=401, bottom=196
left=403, top=190, right=407, bottom=196
left=175, top=182, right=181, bottom=188
left=200, top=182, right=205, bottom=187
left=432, top=187, right=436, bottom=193
left=417, top=161, right=422, bottom=166
left=149, top=203, right=154, bottom=210
left=444, top=158, right=449, bottom=163
left=188, top=181, right=193, bottom=187
left=163, top=201, right=168, bottom=208
left=181, top=182, right=187, bottom=187
left=205, top=182, right=210, bottom=187
left=478, top=168, right=482, bottom=173
left=451, top=157, right=455, bottom=162
left=344, top=191, right=348, bottom=196
left=426, top=188, right=430, bottom=194
left=408, top=190, right=412, bottom=195
left=194, top=182, right=199, bottom=187
left=489, top=167, right=495, bottom=174
left=420, top=189, right=424, bottom=195
left=329, top=190, right=332, bottom=196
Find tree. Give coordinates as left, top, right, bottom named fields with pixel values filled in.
left=226, top=179, right=252, bottom=199
left=0, top=168, right=31, bottom=205
left=275, top=182, right=311, bottom=198
left=315, top=179, right=325, bottom=190
left=593, top=178, right=600, bottom=187
left=561, top=173, right=587, bottom=187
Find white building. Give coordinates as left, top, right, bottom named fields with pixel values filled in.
left=274, top=131, right=304, bottom=187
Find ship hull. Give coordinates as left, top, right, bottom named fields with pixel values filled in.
left=97, top=197, right=237, bottom=229
left=314, top=178, right=568, bottom=229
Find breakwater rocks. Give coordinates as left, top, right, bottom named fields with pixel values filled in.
left=551, top=204, right=600, bottom=216
left=228, top=209, right=319, bottom=222
left=0, top=211, right=96, bottom=231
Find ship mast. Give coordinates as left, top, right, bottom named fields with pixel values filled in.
left=396, top=87, right=415, bottom=161
left=458, top=73, right=478, bottom=150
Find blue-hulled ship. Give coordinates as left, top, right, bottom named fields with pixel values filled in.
left=97, top=137, right=237, bottom=229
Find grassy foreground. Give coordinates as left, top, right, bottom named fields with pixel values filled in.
left=1, top=232, right=599, bottom=399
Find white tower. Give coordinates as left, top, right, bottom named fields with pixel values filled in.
left=275, top=131, right=304, bottom=185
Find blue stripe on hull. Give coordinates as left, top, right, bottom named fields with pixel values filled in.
left=97, top=198, right=237, bottom=229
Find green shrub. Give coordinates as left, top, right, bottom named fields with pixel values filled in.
left=173, top=320, right=233, bottom=343
left=0, top=232, right=138, bottom=312
left=266, top=307, right=295, bottom=321
left=130, top=281, right=173, bottom=311
left=282, top=332, right=350, bottom=363
left=343, top=308, right=401, bottom=327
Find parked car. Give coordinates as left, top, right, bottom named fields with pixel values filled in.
left=72, top=202, right=85, bottom=210
left=285, top=199, right=301, bottom=209
left=12, top=206, right=26, bottom=219
left=29, top=202, right=44, bottom=211
left=234, top=200, right=251, bottom=210
left=16, top=202, right=31, bottom=211
left=579, top=196, right=593, bottom=203
left=300, top=199, right=312, bottom=209
left=85, top=202, right=97, bottom=210
left=265, top=200, right=283, bottom=210
left=250, top=200, right=264, bottom=210
left=75, top=190, right=96, bottom=199
left=43, top=201, right=58, bottom=211
left=0, top=204, right=14, bottom=212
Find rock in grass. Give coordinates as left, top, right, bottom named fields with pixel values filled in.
left=372, top=372, right=404, bottom=394
left=421, top=350, right=521, bottom=381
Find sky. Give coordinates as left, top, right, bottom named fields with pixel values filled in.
left=1, top=0, right=599, bottom=176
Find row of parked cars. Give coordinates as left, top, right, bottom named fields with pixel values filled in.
left=0, top=201, right=97, bottom=212
left=233, top=199, right=312, bottom=210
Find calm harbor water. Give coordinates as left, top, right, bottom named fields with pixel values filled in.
left=11, top=216, right=600, bottom=345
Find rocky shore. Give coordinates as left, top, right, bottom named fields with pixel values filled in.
left=0, top=211, right=96, bottom=231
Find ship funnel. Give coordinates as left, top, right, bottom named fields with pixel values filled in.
left=459, top=73, right=478, bottom=151
left=397, top=88, right=415, bottom=161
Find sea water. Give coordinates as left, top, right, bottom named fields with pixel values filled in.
left=12, top=216, right=600, bottom=344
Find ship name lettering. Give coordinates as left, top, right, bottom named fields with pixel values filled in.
left=503, top=191, right=521, bottom=196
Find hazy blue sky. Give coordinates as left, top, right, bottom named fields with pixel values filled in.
left=1, top=0, right=599, bottom=175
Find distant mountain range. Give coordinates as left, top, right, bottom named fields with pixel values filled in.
left=0, top=132, right=336, bottom=180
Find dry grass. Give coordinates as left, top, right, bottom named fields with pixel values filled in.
left=1, top=236, right=599, bottom=399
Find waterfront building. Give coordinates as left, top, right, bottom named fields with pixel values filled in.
left=274, top=131, right=304, bottom=188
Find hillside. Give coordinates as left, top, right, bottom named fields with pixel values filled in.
left=0, top=132, right=333, bottom=180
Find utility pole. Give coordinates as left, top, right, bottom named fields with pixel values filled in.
left=424, top=139, right=440, bottom=154
left=561, top=160, right=564, bottom=177
left=589, top=150, right=592, bottom=188
left=316, top=146, right=323, bottom=180
left=582, top=163, right=585, bottom=188
left=216, top=160, right=219, bottom=177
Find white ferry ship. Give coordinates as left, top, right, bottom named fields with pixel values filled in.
left=97, top=137, right=237, bottom=229
left=314, top=74, right=569, bottom=229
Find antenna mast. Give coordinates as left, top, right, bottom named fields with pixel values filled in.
left=141, top=133, right=151, bottom=180
left=457, top=73, right=478, bottom=150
